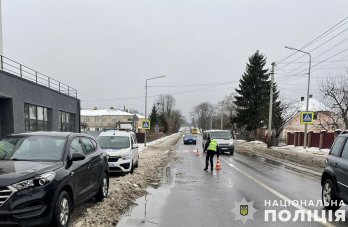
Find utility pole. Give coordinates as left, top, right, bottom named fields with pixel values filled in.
left=144, top=75, right=165, bottom=147
left=285, top=46, right=311, bottom=149
left=220, top=113, right=223, bottom=130
left=267, top=62, right=275, bottom=148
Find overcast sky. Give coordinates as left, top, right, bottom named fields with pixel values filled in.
left=3, top=0, right=348, bottom=121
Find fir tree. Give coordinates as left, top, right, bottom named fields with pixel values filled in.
left=234, top=50, right=270, bottom=133
left=149, top=104, right=158, bottom=131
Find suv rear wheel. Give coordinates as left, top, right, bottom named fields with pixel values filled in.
left=322, top=179, right=341, bottom=210
left=95, top=172, right=109, bottom=202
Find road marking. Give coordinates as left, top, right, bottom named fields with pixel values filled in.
left=219, top=157, right=334, bottom=227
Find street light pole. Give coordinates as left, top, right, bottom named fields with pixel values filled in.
left=144, top=75, right=166, bottom=147
left=267, top=62, right=275, bottom=148
left=285, top=46, right=312, bottom=149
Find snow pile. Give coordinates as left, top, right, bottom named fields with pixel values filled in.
left=277, top=145, right=330, bottom=155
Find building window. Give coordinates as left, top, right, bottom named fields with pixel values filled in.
left=59, top=111, right=75, bottom=132
left=94, top=118, right=98, bottom=123
left=102, top=118, right=105, bottom=122
left=24, top=103, right=51, bottom=132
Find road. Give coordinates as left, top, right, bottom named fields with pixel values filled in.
left=117, top=136, right=348, bottom=227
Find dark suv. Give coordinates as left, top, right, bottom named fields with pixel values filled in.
left=0, top=132, right=109, bottom=227
left=321, top=131, right=348, bottom=209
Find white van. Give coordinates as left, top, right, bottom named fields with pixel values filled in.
left=97, top=130, right=139, bottom=173
left=202, top=130, right=234, bottom=155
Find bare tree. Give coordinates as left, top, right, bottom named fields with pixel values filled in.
left=219, top=93, right=238, bottom=130
left=320, top=73, right=348, bottom=129
left=191, top=102, right=215, bottom=131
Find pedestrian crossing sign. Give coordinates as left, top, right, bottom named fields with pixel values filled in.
left=142, top=120, right=151, bottom=129
left=300, top=112, right=314, bottom=125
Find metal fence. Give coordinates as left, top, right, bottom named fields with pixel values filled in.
left=0, top=55, right=77, bottom=98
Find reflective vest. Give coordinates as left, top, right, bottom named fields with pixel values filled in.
left=207, top=139, right=218, bottom=152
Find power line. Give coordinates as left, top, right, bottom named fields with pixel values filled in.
left=276, top=17, right=348, bottom=65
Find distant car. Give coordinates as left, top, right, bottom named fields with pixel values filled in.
left=202, top=130, right=234, bottom=155
left=321, top=131, right=348, bottom=210
left=183, top=134, right=197, bottom=145
left=97, top=130, right=139, bottom=174
left=0, top=131, right=109, bottom=227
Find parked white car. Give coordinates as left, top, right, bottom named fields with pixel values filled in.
left=97, top=130, right=139, bottom=173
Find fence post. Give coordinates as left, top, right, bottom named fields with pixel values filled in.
left=59, top=82, right=61, bottom=92
left=307, top=131, right=313, bottom=148
left=294, top=132, right=298, bottom=146
left=35, top=71, right=38, bottom=83
left=68, top=87, right=70, bottom=96
left=299, top=131, right=304, bottom=146
left=287, top=132, right=290, bottom=145
left=319, top=130, right=326, bottom=149
left=0, top=55, right=3, bottom=69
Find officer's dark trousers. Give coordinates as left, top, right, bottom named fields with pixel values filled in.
left=205, top=150, right=216, bottom=170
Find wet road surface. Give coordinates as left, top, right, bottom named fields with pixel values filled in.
left=117, top=137, right=348, bottom=227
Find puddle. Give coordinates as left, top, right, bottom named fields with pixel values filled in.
left=117, top=164, right=176, bottom=227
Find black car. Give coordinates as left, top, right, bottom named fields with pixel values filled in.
left=183, top=134, right=197, bottom=145
left=0, top=131, right=109, bottom=227
left=321, top=131, right=348, bottom=210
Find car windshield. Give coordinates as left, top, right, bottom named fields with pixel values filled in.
left=0, top=136, right=66, bottom=161
left=210, top=131, right=232, bottom=140
left=97, top=136, right=130, bottom=149
left=185, top=134, right=195, bottom=139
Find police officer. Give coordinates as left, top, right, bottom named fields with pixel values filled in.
left=203, top=135, right=219, bottom=171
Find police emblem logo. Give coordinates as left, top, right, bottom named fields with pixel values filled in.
left=240, top=205, right=248, bottom=216
left=232, top=198, right=257, bottom=223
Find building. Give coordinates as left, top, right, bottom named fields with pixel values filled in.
left=280, top=98, right=345, bottom=139
left=0, top=55, right=81, bottom=138
left=81, top=108, right=146, bottom=132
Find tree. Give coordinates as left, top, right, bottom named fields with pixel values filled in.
left=81, top=122, right=88, bottom=131
left=149, top=104, right=158, bottom=132
left=320, top=73, right=348, bottom=129
left=191, top=102, right=215, bottom=131
left=219, top=93, right=238, bottom=130
left=234, top=50, right=270, bottom=135
left=154, top=94, right=184, bottom=133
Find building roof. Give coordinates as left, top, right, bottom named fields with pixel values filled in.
left=81, top=109, right=144, bottom=117
left=296, top=98, right=327, bottom=112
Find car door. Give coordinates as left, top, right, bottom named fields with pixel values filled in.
left=334, top=137, right=348, bottom=199
left=81, top=137, right=102, bottom=192
left=131, top=134, right=139, bottom=163
left=69, top=137, right=91, bottom=202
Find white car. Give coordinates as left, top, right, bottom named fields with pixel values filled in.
left=97, top=130, right=139, bottom=173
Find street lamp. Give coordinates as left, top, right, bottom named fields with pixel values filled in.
left=144, top=75, right=166, bottom=147
left=285, top=46, right=312, bottom=149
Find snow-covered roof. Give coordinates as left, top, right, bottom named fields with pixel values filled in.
left=81, top=109, right=134, bottom=117
left=296, top=98, right=327, bottom=112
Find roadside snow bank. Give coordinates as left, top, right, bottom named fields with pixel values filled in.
left=235, top=140, right=327, bottom=171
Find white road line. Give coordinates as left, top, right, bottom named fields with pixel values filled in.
left=219, top=157, right=335, bottom=227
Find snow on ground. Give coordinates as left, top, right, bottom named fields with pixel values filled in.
left=138, top=133, right=180, bottom=152
left=276, top=145, right=330, bottom=154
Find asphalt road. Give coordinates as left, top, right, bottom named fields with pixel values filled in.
left=117, top=136, right=348, bottom=227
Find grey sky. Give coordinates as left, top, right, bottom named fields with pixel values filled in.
left=3, top=0, right=348, bottom=121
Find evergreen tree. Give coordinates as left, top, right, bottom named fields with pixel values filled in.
left=149, top=104, right=158, bottom=132
left=234, top=50, right=270, bottom=133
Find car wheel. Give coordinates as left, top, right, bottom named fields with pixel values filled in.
left=95, top=172, right=109, bottom=202
left=130, top=161, right=134, bottom=174
left=322, top=179, right=341, bottom=210
left=52, top=191, right=71, bottom=227
left=134, top=156, right=139, bottom=168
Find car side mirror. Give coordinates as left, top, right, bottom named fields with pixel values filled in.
left=70, top=152, right=86, bottom=161
left=132, top=144, right=139, bottom=149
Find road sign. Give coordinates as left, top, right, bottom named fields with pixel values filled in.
left=300, top=112, right=314, bottom=125
left=142, top=120, right=151, bottom=129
